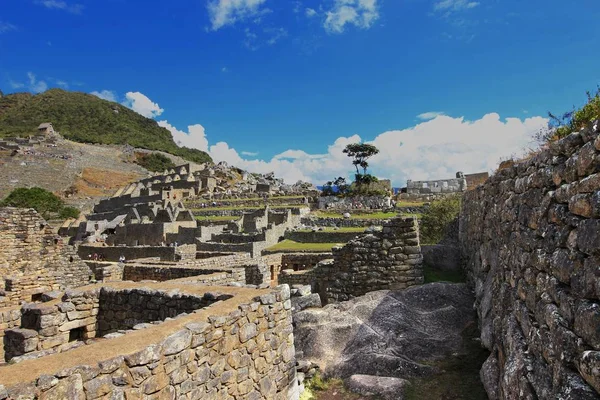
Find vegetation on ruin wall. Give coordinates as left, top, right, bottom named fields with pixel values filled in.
left=135, top=152, right=176, bottom=172
left=0, top=89, right=212, bottom=164
left=420, top=195, right=461, bottom=244
left=538, top=87, right=600, bottom=142
left=0, top=187, right=80, bottom=219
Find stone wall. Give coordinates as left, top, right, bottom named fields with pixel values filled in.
left=0, top=285, right=298, bottom=400
left=326, top=217, right=423, bottom=302
left=407, top=172, right=467, bottom=194
left=278, top=218, right=423, bottom=304
left=0, top=307, right=21, bottom=362
left=280, top=253, right=333, bottom=270
left=300, top=216, right=386, bottom=228
left=284, top=230, right=361, bottom=244
left=97, top=288, right=224, bottom=337
left=0, top=208, right=93, bottom=306
left=459, top=128, right=600, bottom=399
left=4, top=287, right=230, bottom=363
left=317, top=195, right=391, bottom=210
left=78, top=245, right=178, bottom=262
left=122, top=264, right=246, bottom=285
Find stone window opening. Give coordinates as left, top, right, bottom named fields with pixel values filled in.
left=31, top=293, right=43, bottom=302
left=69, top=327, right=85, bottom=342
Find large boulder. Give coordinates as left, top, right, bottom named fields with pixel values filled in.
left=293, top=282, right=476, bottom=380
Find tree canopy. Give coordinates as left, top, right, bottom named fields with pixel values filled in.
left=343, top=143, right=379, bottom=175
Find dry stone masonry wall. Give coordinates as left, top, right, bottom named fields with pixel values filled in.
left=279, top=217, right=424, bottom=304
left=0, top=208, right=92, bottom=306
left=460, top=127, right=600, bottom=399
left=0, top=285, right=298, bottom=400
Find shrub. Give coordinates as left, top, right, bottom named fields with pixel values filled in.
left=420, top=195, right=462, bottom=244
left=136, top=153, right=176, bottom=172
left=59, top=206, right=80, bottom=219
left=537, top=87, right=600, bottom=143
left=0, top=187, right=64, bottom=218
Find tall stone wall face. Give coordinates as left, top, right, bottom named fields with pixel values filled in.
left=459, top=129, right=600, bottom=399
left=327, top=217, right=423, bottom=302
left=0, top=208, right=92, bottom=306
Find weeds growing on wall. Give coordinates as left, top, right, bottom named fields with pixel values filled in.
left=536, top=86, right=600, bottom=143
left=420, top=195, right=461, bottom=244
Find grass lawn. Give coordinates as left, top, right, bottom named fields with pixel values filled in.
left=395, top=201, right=427, bottom=207
left=423, top=265, right=466, bottom=283
left=313, top=211, right=398, bottom=219
left=265, top=240, right=340, bottom=252
left=195, top=215, right=240, bottom=222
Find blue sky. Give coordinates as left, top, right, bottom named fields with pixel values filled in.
left=1, top=0, right=600, bottom=185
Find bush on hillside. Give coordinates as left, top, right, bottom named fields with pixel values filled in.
left=0, top=187, right=79, bottom=219
left=537, top=87, right=600, bottom=143
left=136, top=153, right=176, bottom=172
left=420, top=195, right=462, bottom=244
left=59, top=206, right=80, bottom=219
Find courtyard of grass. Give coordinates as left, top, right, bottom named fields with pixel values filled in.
left=194, top=215, right=240, bottom=222
left=265, top=240, right=340, bottom=252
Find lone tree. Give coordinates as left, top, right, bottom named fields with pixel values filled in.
left=343, top=143, right=379, bottom=183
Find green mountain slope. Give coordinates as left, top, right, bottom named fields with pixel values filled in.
left=0, top=89, right=212, bottom=164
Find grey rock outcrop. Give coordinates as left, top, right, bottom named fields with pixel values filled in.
left=294, top=283, right=476, bottom=384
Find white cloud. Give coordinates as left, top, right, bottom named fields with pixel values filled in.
left=305, top=8, right=317, bottom=17
left=9, top=80, right=25, bottom=89
left=123, top=92, right=164, bottom=118
left=0, top=21, right=17, bottom=33
left=168, top=113, right=546, bottom=186
left=91, top=90, right=118, bottom=102
left=221, top=67, right=228, bottom=72
left=207, top=0, right=269, bottom=30
left=265, top=27, right=287, bottom=45
left=417, top=111, right=445, bottom=120
left=27, top=72, right=48, bottom=93
left=35, top=0, right=84, bottom=14
left=433, top=0, right=479, bottom=13
left=158, top=121, right=209, bottom=152
left=324, top=0, right=379, bottom=34
left=241, top=151, right=259, bottom=156
left=56, top=80, right=68, bottom=88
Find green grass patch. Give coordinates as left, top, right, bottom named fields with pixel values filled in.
left=265, top=240, right=340, bottom=252
left=195, top=216, right=240, bottom=222
left=396, top=201, right=426, bottom=207
left=423, top=265, right=466, bottom=283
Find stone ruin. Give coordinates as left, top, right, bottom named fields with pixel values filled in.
left=2, top=123, right=600, bottom=399
left=400, top=171, right=489, bottom=200
left=279, top=217, right=424, bottom=304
